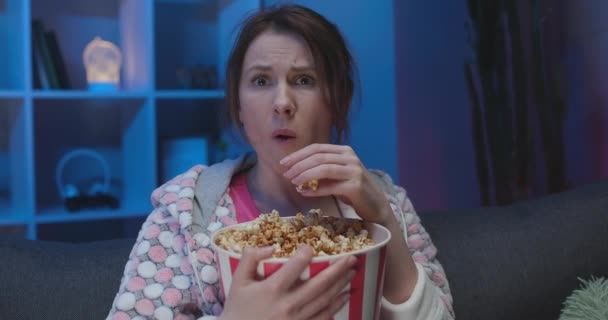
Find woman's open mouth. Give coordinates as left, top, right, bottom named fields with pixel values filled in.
left=275, top=135, right=295, bottom=141
left=272, top=129, right=297, bottom=143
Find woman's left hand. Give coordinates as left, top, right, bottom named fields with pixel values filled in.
left=281, top=143, right=393, bottom=225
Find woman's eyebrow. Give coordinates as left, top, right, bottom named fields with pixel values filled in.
left=290, top=65, right=315, bottom=72
left=243, top=64, right=316, bottom=74
left=244, top=64, right=272, bottom=74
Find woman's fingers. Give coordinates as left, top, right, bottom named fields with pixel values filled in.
left=281, top=144, right=353, bottom=167
left=297, top=267, right=356, bottom=319
left=283, top=152, right=358, bottom=179
left=306, top=291, right=351, bottom=320
left=232, top=246, right=274, bottom=284
left=288, top=255, right=357, bottom=318
left=296, top=255, right=356, bottom=301
left=267, top=245, right=314, bottom=292
left=291, top=164, right=355, bottom=187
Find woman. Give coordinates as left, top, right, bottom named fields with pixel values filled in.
left=107, top=4, right=453, bottom=320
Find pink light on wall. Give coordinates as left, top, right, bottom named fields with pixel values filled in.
left=393, top=0, right=479, bottom=211
left=566, top=0, right=608, bottom=182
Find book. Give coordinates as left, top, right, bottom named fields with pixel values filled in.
left=31, top=19, right=60, bottom=89
left=45, top=30, right=71, bottom=89
left=31, top=37, right=47, bottom=89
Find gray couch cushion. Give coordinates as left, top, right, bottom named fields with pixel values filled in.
left=1, top=180, right=606, bottom=320
left=0, top=237, right=134, bottom=320
left=421, top=180, right=608, bottom=320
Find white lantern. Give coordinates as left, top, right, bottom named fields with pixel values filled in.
left=83, top=36, right=122, bottom=91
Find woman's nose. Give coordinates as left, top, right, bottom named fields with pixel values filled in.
left=273, top=83, right=296, bottom=116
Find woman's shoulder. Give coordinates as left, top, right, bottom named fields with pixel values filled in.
left=150, top=164, right=208, bottom=208
left=368, top=169, right=406, bottom=195
left=149, top=153, right=250, bottom=208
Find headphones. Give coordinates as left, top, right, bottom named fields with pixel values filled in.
left=55, top=148, right=119, bottom=212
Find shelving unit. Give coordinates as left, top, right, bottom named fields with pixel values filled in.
left=0, top=0, right=261, bottom=241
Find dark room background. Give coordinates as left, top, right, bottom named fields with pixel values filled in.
left=0, top=0, right=606, bottom=241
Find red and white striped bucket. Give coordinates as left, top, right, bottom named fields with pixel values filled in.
left=211, top=219, right=391, bottom=320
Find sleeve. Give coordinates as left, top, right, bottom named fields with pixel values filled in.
left=105, top=205, right=211, bottom=320
left=371, top=171, right=455, bottom=320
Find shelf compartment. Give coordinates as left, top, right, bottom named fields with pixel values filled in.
left=33, top=98, right=156, bottom=218
left=37, top=216, right=147, bottom=242
left=154, top=0, right=220, bottom=90
left=0, top=0, right=27, bottom=90
left=31, top=0, right=153, bottom=91
left=155, top=98, right=223, bottom=182
left=154, top=0, right=260, bottom=89
left=0, top=98, right=33, bottom=220
left=156, top=98, right=223, bottom=138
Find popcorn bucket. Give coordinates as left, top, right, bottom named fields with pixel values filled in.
left=211, top=218, right=391, bottom=320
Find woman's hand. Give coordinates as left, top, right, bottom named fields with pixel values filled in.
left=220, top=245, right=357, bottom=320
left=281, top=144, right=393, bottom=225
left=281, top=144, right=420, bottom=304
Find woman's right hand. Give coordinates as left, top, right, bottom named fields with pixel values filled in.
left=219, top=245, right=357, bottom=320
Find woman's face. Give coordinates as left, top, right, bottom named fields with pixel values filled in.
left=239, top=30, right=333, bottom=168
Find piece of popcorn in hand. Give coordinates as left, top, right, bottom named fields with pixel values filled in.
left=296, top=179, right=319, bottom=192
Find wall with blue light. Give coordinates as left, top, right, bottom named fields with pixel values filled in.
left=3, top=0, right=606, bottom=239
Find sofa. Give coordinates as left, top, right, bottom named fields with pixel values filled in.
left=1, top=180, right=607, bottom=320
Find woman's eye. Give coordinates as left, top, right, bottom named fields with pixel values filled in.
left=295, top=76, right=315, bottom=86
left=253, top=77, right=269, bottom=86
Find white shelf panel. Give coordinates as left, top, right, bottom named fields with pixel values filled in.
left=0, top=201, right=28, bottom=225
left=32, top=90, right=151, bottom=99
left=36, top=206, right=150, bottom=224
left=0, top=91, right=24, bottom=98
left=155, top=90, right=224, bottom=99
left=0, top=217, right=29, bottom=226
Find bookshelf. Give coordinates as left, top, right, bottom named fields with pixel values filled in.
left=0, top=0, right=261, bottom=241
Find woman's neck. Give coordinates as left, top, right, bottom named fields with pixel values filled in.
left=246, top=158, right=339, bottom=217
left=247, top=160, right=304, bottom=213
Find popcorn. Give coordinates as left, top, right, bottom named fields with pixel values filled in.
left=214, top=209, right=375, bottom=257
left=296, top=179, right=319, bottom=192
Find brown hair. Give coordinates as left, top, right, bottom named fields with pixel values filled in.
left=225, top=4, right=358, bottom=143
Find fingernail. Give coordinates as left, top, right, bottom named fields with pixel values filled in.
left=280, top=158, right=289, bottom=165
left=347, top=256, right=357, bottom=265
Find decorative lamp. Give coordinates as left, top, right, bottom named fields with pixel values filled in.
left=83, top=36, right=122, bottom=91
